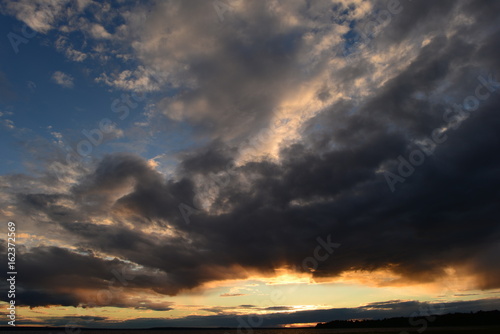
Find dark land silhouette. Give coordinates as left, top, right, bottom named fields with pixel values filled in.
left=315, top=309, right=500, bottom=328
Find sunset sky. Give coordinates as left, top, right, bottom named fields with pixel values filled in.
left=1, top=0, right=500, bottom=329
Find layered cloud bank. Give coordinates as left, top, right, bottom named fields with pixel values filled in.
left=0, top=0, right=500, bottom=325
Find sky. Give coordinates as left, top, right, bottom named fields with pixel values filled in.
left=1, top=0, right=500, bottom=329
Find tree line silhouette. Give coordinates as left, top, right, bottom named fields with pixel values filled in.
left=316, top=310, right=500, bottom=328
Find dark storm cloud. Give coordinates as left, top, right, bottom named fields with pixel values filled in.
left=0, top=241, right=174, bottom=310
left=4, top=0, right=500, bottom=310
left=139, top=0, right=500, bottom=289
left=0, top=244, right=131, bottom=306
left=14, top=315, right=109, bottom=328
left=67, top=153, right=196, bottom=226
left=10, top=290, right=81, bottom=309
left=179, top=141, right=236, bottom=175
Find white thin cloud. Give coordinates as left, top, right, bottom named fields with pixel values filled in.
left=89, top=23, right=112, bottom=39
left=95, top=66, right=162, bottom=92
left=51, top=71, right=74, bottom=88
left=0, top=0, right=70, bottom=33
left=55, top=36, right=88, bottom=62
